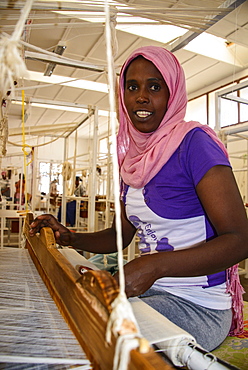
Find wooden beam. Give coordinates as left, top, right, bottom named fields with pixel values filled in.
left=24, top=213, right=173, bottom=370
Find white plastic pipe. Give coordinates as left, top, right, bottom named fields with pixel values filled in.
left=178, top=341, right=239, bottom=370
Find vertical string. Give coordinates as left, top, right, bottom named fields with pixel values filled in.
left=104, top=0, right=125, bottom=296
left=11, top=0, right=35, bottom=42
left=0, top=248, right=92, bottom=368
left=21, top=90, right=28, bottom=211
left=104, top=3, right=144, bottom=370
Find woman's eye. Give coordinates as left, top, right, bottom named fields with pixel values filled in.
left=127, top=85, right=137, bottom=91
left=150, top=84, right=161, bottom=91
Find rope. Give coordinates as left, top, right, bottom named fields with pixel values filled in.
left=0, top=90, right=11, bottom=157
left=8, top=127, right=73, bottom=148
left=21, top=89, right=32, bottom=211
left=0, top=0, right=34, bottom=97
left=104, top=1, right=142, bottom=369
left=62, top=161, right=72, bottom=180
left=109, top=6, right=118, bottom=58
left=0, top=115, right=8, bottom=157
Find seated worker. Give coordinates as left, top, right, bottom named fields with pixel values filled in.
left=74, top=176, right=86, bottom=197
left=30, top=46, right=248, bottom=352
left=14, top=173, right=31, bottom=207
left=49, top=178, right=58, bottom=207
left=0, top=171, right=10, bottom=199
left=58, top=177, right=86, bottom=227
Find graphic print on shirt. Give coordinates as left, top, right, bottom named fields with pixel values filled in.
left=129, top=215, right=174, bottom=254
left=126, top=186, right=207, bottom=254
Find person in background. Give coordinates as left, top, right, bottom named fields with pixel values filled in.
left=49, top=178, right=58, bottom=207
left=30, top=46, right=248, bottom=352
left=57, top=177, right=86, bottom=227
left=0, top=171, right=10, bottom=199
left=14, top=173, right=25, bottom=205
left=74, top=176, right=86, bottom=197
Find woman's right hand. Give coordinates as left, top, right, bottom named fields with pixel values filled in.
left=29, top=214, right=73, bottom=246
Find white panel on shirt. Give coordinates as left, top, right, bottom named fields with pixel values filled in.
left=126, top=187, right=206, bottom=252
left=126, top=187, right=231, bottom=310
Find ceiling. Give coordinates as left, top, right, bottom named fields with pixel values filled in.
left=1, top=0, right=248, bottom=153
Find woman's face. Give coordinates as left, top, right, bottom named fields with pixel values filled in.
left=124, top=56, right=170, bottom=133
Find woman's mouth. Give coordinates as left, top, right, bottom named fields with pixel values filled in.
left=135, top=110, right=153, bottom=119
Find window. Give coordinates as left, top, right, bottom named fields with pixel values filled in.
left=185, top=96, right=207, bottom=125
left=39, top=162, right=63, bottom=195
left=219, top=92, right=238, bottom=127
left=99, top=136, right=113, bottom=155
left=240, top=85, right=248, bottom=123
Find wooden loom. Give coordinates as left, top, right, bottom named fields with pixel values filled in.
left=23, top=212, right=173, bottom=370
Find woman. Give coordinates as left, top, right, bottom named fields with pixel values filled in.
left=29, top=46, right=248, bottom=351
left=57, top=177, right=86, bottom=226
left=14, top=173, right=26, bottom=205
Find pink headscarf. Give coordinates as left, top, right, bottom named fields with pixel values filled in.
left=117, top=46, right=228, bottom=188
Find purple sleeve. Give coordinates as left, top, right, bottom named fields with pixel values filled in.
left=183, top=128, right=231, bottom=186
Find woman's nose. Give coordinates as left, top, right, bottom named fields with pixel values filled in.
left=136, top=94, right=149, bottom=103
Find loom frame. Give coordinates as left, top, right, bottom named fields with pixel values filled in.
left=24, top=212, right=173, bottom=370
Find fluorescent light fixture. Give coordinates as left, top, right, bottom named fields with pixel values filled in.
left=11, top=100, right=109, bottom=117
left=56, top=9, right=187, bottom=45
left=44, top=44, right=67, bottom=77
left=54, top=10, right=157, bottom=24
left=53, top=9, right=187, bottom=46
left=58, top=0, right=120, bottom=4
left=116, top=24, right=187, bottom=44
left=30, top=102, right=88, bottom=113
left=26, top=71, right=108, bottom=93
left=184, top=33, right=242, bottom=66
left=30, top=102, right=109, bottom=117
left=117, top=26, right=241, bottom=66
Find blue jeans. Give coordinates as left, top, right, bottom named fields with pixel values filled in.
left=57, top=200, right=76, bottom=226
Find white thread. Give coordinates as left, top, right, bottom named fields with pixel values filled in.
left=0, top=115, right=8, bottom=156
left=113, top=334, right=143, bottom=370
left=0, top=248, right=92, bottom=369
left=0, top=0, right=34, bottom=97
left=62, top=161, right=72, bottom=180
left=103, top=253, right=108, bottom=267
left=108, top=6, right=118, bottom=58
left=104, top=0, right=124, bottom=302
left=0, top=74, right=12, bottom=157
left=106, top=292, right=139, bottom=343
left=104, top=1, right=141, bottom=369
left=0, top=355, right=90, bottom=366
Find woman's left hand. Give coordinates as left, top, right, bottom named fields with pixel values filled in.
left=113, top=255, right=157, bottom=298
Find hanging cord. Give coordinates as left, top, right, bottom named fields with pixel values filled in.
left=109, top=6, right=118, bottom=59
left=0, top=0, right=34, bottom=97
left=21, top=89, right=33, bottom=212
left=0, top=78, right=17, bottom=157
left=104, top=2, right=146, bottom=369
left=8, top=126, right=75, bottom=148
left=0, top=108, right=8, bottom=157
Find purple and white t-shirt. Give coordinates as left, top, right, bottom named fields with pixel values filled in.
left=123, top=128, right=232, bottom=309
